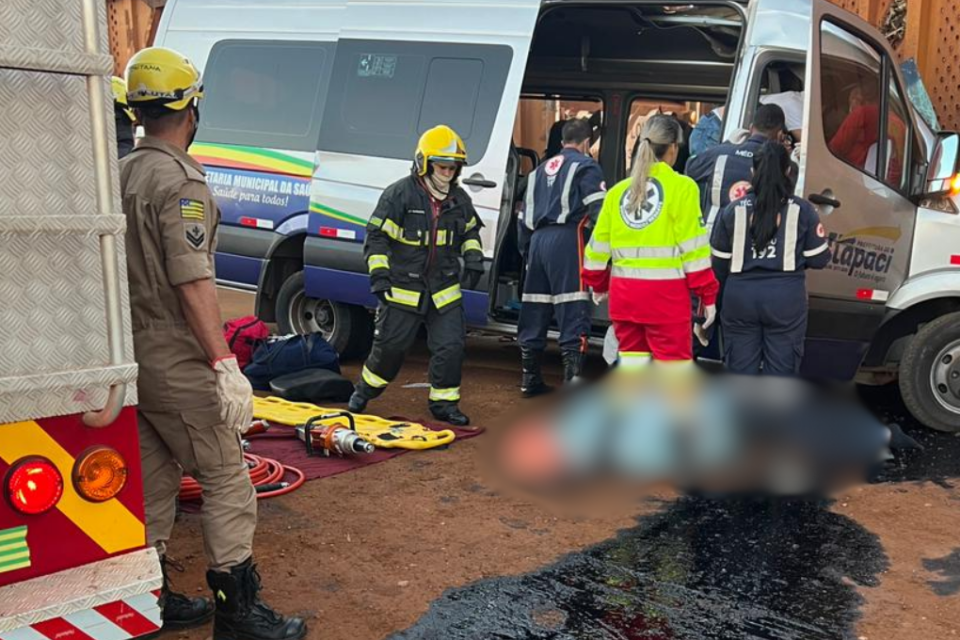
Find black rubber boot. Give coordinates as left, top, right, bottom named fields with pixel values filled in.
left=207, top=559, right=306, bottom=640
left=520, top=349, right=554, bottom=398
left=430, top=404, right=471, bottom=427
left=160, top=557, right=214, bottom=631
left=347, top=391, right=368, bottom=413
left=561, top=350, right=585, bottom=385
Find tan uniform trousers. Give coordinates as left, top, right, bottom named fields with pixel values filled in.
left=138, top=406, right=256, bottom=572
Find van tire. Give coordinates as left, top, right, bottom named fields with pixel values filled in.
left=275, top=271, right=372, bottom=359
left=898, top=311, right=960, bottom=433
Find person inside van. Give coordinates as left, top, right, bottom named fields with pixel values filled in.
left=689, top=91, right=805, bottom=160
left=710, top=142, right=831, bottom=376
left=347, top=125, right=485, bottom=427
left=689, top=105, right=725, bottom=159
left=828, top=81, right=904, bottom=185
left=582, top=115, right=718, bottom=367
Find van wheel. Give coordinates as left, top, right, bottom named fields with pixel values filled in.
left=275, top=271, right=372, bottom=359
left=899, top=311, right=960, bottom=433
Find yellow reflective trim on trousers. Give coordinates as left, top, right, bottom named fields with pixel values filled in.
left=0, top=422, right=144, bottom=554
left=367, top=254, right=389, bottom=273
left=362, top=365, right=390, bottom=389
left=432, top=284, right=462, bottom=309
left=462, top=239, right=482, bottom=254
left=387, top=287, right=421, bottom=307
left=429, top=387, right=461, bottom=402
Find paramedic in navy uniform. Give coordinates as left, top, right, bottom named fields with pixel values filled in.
left=710, top=142, right=831, bottom=375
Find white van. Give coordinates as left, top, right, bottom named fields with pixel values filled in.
left=156, top=0, right=960, bottom=432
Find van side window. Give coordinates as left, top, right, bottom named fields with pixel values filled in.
left=820, top=21, right=912, bottom=191
left=198, top=40, right=333, bottom=152
left=318, top=41, right=513, bottom=162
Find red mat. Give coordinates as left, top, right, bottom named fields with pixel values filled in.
left=178, top=420, right=483, bottom=512
left=246, top=418, right=483, bottom=482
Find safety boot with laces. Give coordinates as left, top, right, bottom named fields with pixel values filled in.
left=160, top=557, right=214, bottom=631
left=206, top=558, right=306, bottom=640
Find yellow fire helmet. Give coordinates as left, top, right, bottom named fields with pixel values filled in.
left=124, top=46, right=204, bottom=112
left=110, top=76, right=136, bottom=122
left=414, top=125, right=467, bottom=176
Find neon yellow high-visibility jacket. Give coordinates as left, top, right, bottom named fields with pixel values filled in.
left=581, top=162, right=719, bottom=324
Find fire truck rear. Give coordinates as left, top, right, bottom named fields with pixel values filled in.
left=0, top=1, right=162, bottom=639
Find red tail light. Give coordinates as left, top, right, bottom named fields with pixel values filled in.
left=5, top=458, right=64, bottom=515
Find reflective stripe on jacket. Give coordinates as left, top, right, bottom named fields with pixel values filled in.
left=364, top=174, right=484, bottom=314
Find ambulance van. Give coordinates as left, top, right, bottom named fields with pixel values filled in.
left=156, top=0, right=960, bottom=432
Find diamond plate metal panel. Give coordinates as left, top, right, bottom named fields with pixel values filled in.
left=0, top=0, right=108, bottom=58
left=0, top=71, right=100, bottom=218
left=0, top=46, right=113, bottom=77
left=0, top=2, right=139, bottom=422
left=0, top=548, right=161, bottom=633
left=1, top=233, right=117, bottom=372
left=0, top=365, right=139, bottom=425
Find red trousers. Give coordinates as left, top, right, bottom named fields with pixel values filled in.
left=613, top=320, right=692, bottom=362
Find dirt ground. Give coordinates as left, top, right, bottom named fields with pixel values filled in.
left=163, top=288, right=960, bottom=640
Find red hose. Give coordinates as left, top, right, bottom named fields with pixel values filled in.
left=179, top=453, right=305, bottom=501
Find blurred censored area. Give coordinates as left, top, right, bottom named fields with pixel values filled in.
left=481, top=368, right=894, bottom=515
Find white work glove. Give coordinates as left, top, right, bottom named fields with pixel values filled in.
left=694, top=304, right=717, bottom=348
left=212, top=356, right=254, bottom=435
left=591, top=290, right=608, bottom=306
left=701, top=304, right=717, bottom=331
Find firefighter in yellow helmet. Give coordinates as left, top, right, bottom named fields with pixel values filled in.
left=120, top=47, right=306, bottom=640
left=111, top=76, right=136, bottom=158
left=348, top=125, right=485, bottom=427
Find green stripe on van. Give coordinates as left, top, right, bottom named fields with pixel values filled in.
left=310, top=202, right=367, bottom=227
left=197, top=143, right=315, bottom=172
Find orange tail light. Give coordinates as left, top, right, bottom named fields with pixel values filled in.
left=73, top=448, right=128, bottom=502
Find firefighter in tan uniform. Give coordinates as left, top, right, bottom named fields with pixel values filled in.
left=120, top=47, right=306, bottom=640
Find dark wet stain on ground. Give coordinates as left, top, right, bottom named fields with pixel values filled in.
left=389, top=498, right=888, bottom=640
left=923, top=548, right=960, bottom=596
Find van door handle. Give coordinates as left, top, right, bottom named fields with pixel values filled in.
left=462, top=174, right=498, bottom=190
left=808, top=193, right=841, bottom=209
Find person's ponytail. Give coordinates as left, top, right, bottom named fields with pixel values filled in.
left=749, top=141, right=792, bottom=252
left=627, top=115, right=683, bottom=213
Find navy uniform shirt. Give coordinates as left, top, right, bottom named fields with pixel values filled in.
left=710, top=194, right=831, bottom=280
left=518, top=147, right=605, bottom=253
left=686, top=134, right=772, bottom=228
